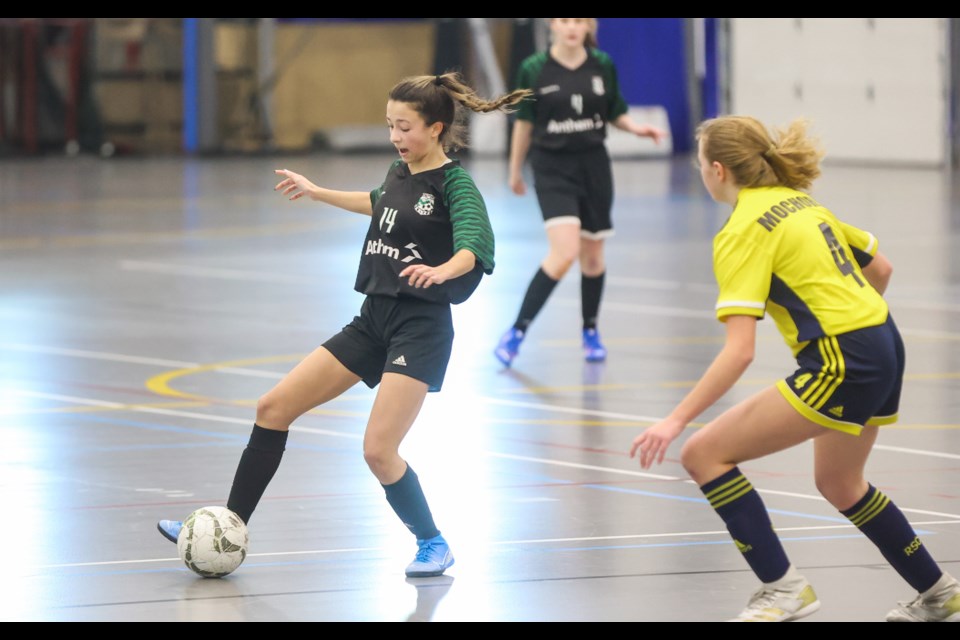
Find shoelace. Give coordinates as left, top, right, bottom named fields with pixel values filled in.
left=745, top=588, right=781, bottom=611
left=897, top=595, right=924, bottom=609
left=415, top=541, right=440, bottom=562
left=735, top=587, right=801, bottom=621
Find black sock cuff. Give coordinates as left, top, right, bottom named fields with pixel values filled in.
left=581, top=271, right=606, bottom=283
left=249, top=424, right=288, bottom=453
left=383, top=464, right=416, bottom=491
left=535, top=267, right=560, bottom=285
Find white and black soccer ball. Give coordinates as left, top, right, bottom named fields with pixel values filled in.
left=177, top=506, right=249, bottom=578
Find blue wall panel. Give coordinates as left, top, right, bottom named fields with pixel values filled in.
left=597, top=18, right=690, bottom=152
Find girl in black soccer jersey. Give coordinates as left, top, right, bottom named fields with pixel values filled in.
left=631, top=115, right=959, bottom=622
left=158, top=73, right=530, bottom=578
left=494, top=17, right=667, bottom=367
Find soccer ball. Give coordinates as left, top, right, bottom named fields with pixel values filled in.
left=177, top=506, right=249, bottom=578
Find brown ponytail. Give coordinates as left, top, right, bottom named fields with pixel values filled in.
left=697, top=116, right=824, bottom=191
left=389, top=71, right=532, bottom=152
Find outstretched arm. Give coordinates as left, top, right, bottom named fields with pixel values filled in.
left=274, top=169, right=373, bottom=216
left=630, top=315, right=757, bottom=469
left=612, top=114, right=669, bottom=145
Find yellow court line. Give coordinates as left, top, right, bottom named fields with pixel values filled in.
left=144, top=356, right=960, bottom=431
left=145, top=355, right=371, bottom=420
left=146, top=354, right=305, bottom=402
left=507, top=372, right=960, bottom=396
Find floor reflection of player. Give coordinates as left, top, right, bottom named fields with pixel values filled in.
left=405, top=576, right=455, bottom=622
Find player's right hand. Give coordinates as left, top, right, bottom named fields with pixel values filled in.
left=509, top=173, right=526, bottom=196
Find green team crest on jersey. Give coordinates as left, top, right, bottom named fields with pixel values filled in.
left=414, top=193, right=435, bottom=216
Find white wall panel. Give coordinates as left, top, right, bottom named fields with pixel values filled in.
left=730, top=18, right=947, bottom=166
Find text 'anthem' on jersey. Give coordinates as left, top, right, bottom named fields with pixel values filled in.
left=356, top=159, right=495, bottom=305
left=514, top=48, right=629, bottom=153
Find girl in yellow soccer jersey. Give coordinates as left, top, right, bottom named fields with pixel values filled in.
left=630, top=115, right=959, bottom=622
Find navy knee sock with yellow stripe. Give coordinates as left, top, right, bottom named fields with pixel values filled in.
left=701, top=467, right=790, bottom=583
left=842, top=484, right=941, bottom=592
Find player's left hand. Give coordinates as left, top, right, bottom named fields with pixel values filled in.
left=629, top=417, right=686, bottom=469
left=400, top=264, right=450, bottom=289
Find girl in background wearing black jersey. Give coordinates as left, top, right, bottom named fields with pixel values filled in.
left=495, top=18, right=666, bottom=367
left=158, top=73, right=530, bottom=578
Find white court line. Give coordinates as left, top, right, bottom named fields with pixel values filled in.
left=489, top=451, right=677, bottom=481
left=554, top=297, right=716, bottom=319
left=18, top=389, right=960, bottom=519
left=874, top=444, right=960, bottom=461
left=37, top=519, right=960, bottom=571
left=482, top=397, right=665, bottom=423
left=484, top=397, right=960, bottom=468
left=485, top=451, right=960, bottom=517
left=0, top=344, right=197, bottom=368
left=113, top=265, right=960, bottom=317
left=500, top=520, right=960, bottom=545
left=10, top=391, right=360, bottom=439
left=605, top=276, right=717, bottom=294
left=120, top=260, right=319, bottom=285
left=14, top=381, right=960, bottom=468
left=603, top=276, right=960, bottom=316
left=0, top=343, right=279, bottom=379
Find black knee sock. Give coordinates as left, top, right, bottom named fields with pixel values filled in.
left=514, top=267, right=559, bottom=332
left=581, top=272, right=606, bottom=330
left=842, top=484, right=942, bottom=592
left=383, top=464, right=440, bottom=540
left=701, top=467, right=791, bottom=583
left=226, top=425, right=288, bottom=524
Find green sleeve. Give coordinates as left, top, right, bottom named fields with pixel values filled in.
left=593, top=49, right=628, bottom=121
left=514, top=53, right=545, bottom=123
left=444, top=166, right=495, bottom=274
left=369, top=186, right=383, bottom=209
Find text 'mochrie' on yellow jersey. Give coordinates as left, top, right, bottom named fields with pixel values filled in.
left=713, top=186, right=889, bottom=356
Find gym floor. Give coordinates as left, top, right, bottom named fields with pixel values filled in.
left=2, top=151, right=958, bottom=621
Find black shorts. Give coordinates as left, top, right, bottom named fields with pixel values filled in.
left=530, top=146, right=614, bottom=239
left=323, top=295, right=454, bottom=392
left=777, top=314, right=904, bottom=435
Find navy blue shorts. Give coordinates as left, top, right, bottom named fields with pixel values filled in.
left=776, top=314, right=904, bottom=435
left=323, top=295, right=453, bottom=393
left=530, top=146, right=614, bottom=239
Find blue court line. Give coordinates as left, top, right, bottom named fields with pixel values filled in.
left=497, top=467, right=853, bottom=525
left=540, top=534, right=868, bottom=553
left=583, top=483, right=852, bottom=524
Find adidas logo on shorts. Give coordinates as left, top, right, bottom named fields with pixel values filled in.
left=392, top=355, right=407, bottom=367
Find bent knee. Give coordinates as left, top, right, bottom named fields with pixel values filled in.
left=256, top=393, right=292, bottom=430
left=679, top=438, right=712, bottom=483
left=580, top=256, right=605, bottom=276
left=815, top=475, right=868, bottom=511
